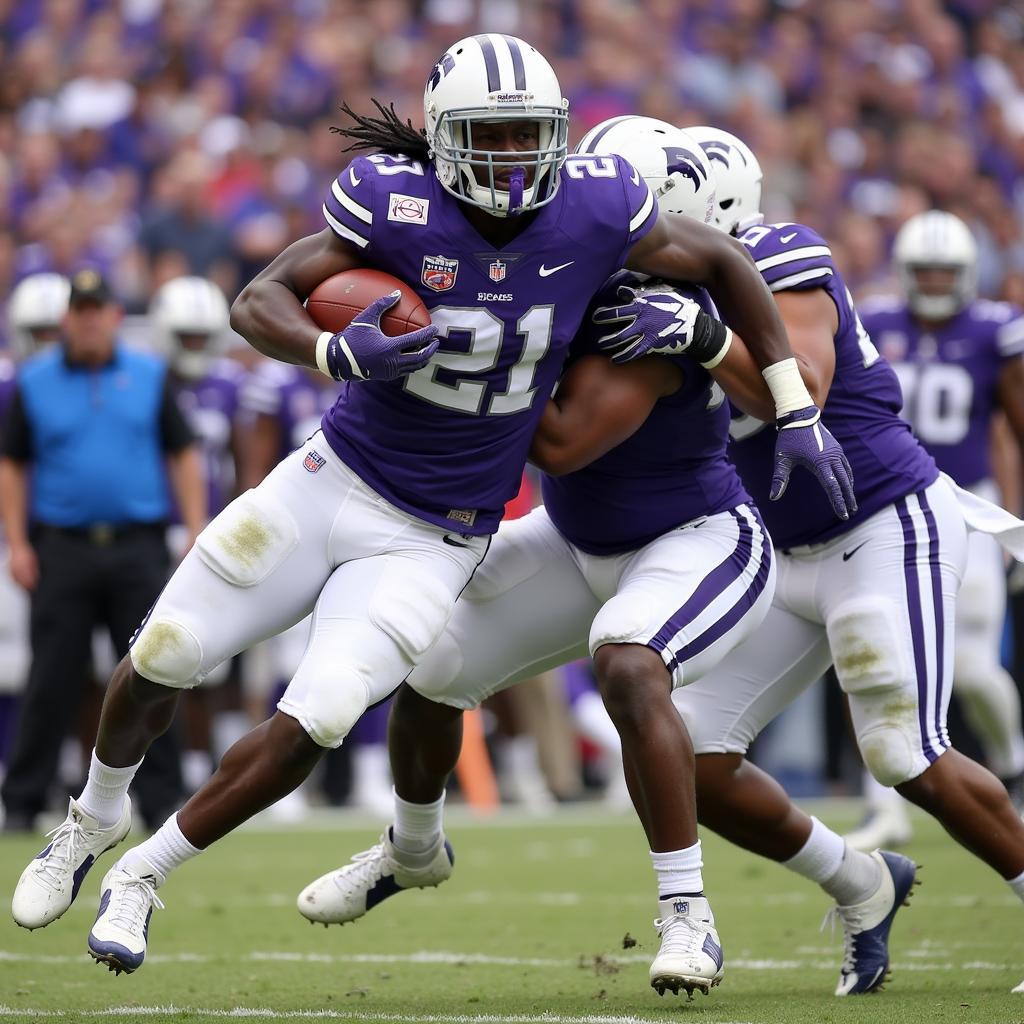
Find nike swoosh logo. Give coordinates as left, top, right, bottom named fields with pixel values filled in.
left=780, top=232, right=797, bottom=243
left=442, top=535, right=470, bottom=548
left=841, top=541, right=868, bottom=561
left=349, top=168, right=361, bottom=188
left=630, top=166, right=640, bottom=186
left=539, top=261, right=574, bottom=277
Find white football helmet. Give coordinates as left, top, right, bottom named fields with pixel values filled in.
left=149, top=276, right=230, bottom=380
left=423, top=34, right=569, bottom=217
left=893, top=210, right=977, bottom=320
left=7, top=273, right=70, bottom=360
left=576, top=116, right=716, bottom=224
left=683, top=126, right=763, bottom=235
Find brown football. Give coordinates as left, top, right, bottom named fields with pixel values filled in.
left=306, top=268, right=430, bottom=337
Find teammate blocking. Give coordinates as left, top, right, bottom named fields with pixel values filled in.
left=10, top=35, right=850, bottom=990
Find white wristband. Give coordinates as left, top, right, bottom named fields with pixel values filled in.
left=762, top=357, right=814, bottom=417
left=699, top=327, right=733, bottom=370
left=315, top=331, right=334, bottom=378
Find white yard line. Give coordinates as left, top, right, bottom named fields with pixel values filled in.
left=0, top=950, right=1016, bottom=972
left=0, top=1009, right=756, bottom=1024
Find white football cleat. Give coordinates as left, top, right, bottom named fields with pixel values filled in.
left=12, top=797, right=132, bottom=930
left=830, top=850, right=917, bottom=996
left=87, top=863, right=165, bottom=975
left=649, top=896, right=724, bottom=997
left=297, top=828, right=453, bottom=925
left=843, top=802, right=913, bottom=852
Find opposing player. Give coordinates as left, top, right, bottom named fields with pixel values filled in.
left=847, top=213, right=1024, bottom=848
left=630, top=126, right=1024, bottom=994
left=10, top=38, right=848, bottom=978
left=294, top=117, right=850, bottom=999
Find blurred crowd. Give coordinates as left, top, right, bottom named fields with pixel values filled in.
left=2, top=0, right=1024, bottom=333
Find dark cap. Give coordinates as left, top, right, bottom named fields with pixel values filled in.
left=68, top=268, right=114, bottom=308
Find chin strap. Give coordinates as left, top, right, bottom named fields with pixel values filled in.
left=507, top=167, right=525, bottom=216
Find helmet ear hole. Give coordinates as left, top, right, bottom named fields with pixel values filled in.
left=719, top=198, right=734, bottom=209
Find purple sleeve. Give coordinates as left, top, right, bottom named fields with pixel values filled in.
left=997, top=307, right=1024, bottom=359
left=616, top=155, right=658, bottom=264
left=240, top=365, right=285, bottom=418
left=322, top=156, right=375, bottom=251
left=738, top=223, right=835, bottom=293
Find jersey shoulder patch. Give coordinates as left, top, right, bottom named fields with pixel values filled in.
left=738, top=222, right=835, bottom=293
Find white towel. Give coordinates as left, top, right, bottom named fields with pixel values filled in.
left=942, top=472, right=1024, bottom=562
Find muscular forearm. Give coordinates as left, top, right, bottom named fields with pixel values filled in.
left=168, top=446, right=207, bottom=537
left=0, top=458, right=30, bottom=546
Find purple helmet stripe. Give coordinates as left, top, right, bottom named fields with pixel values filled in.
left=475, top=35, right=501, bottom=92
left=895, top=496, right=941, bottom=764
left=503, top=35, right=526, bottom=91
left=578, top=115, right=637, bottom=155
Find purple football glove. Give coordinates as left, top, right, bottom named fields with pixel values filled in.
left=772, top=407, right=857, bottom=520
left=591, top=282, right=702, bottom=363
left=323, top=290, right=438, bottom=382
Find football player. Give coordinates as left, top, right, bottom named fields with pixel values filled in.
left=11, top=37, right=849, bottom=979
left=847, top=213, right=1024, bottom=848
left=0, top=275, right=70, bottom=784
left=643, top=127, right=1024, bottom=995
left=291, top=116, right=853, bottom=999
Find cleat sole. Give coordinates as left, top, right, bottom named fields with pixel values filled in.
left=88, top=950, right=135, bottom=976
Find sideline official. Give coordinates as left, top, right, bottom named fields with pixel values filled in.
left=0, top=269, right=205, bottom=831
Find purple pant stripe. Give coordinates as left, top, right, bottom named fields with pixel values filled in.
left=648, top=508, right=754, bottom=656
left=895, top=496, right=940, bottom=764
left=918, top=490, right=949, bottom=753
left=664, top=510, right=773, bottom=674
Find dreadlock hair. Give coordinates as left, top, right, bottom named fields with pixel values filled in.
left=331, top=100, right=431, bottom=162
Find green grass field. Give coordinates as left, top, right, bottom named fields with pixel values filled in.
left=0, top=802, right=1021, bottom=1024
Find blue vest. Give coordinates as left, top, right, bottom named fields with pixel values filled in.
left=18, top=345, right=173, bottom=526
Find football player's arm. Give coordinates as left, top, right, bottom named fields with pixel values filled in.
left=996, top=356, right=1024, bottom=462
left=529, top=355, right=682, bottom=476
left=0, top=389, right=37, bottom=590
left=230, top=229, right=365, bottom=368
left=625, top=213, right=793, bottom=369
left=710, top=290, right=838, bottom=421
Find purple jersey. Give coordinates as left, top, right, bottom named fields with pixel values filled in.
left=728, top=223, right=938, bottom=549
left=172, top=358, right=246, bottom=515
left=240, top=361, right=340, bottom=462
left=861, top=298, right=1024, bottom=488
left=542, top=284, right=750, bottom=555
left=320, top=151, right=658, bottom=536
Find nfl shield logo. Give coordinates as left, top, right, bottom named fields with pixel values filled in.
left=303, top=450, right=326, bottom=473
left=421, top=255, right=459, bottom=292
left=489, top=260, right=506, bottom=283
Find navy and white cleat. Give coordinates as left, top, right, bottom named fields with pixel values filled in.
left=87, top=864, right=164, bottom=975
left=830, top=849, right=917, bottom=995
left=297, top=828, right=454, bottom=925
left=12, top=797, right=132, bottom=930
left=649, top=896, right=724, bottom=998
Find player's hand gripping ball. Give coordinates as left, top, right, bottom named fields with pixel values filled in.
left=307, top=269, right=437, bottom=382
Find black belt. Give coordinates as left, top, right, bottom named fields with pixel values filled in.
left=37, top=522, right=166, bottom=546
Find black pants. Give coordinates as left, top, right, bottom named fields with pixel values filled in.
left=1, top=526, right=183, bottom=826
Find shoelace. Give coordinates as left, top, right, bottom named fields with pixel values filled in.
left=107, top=872, right=165, bottom=932
left=653, top=914, right=710, bottom=958
left=821, top=905, right=863, bottom=976
left=334, top=843, right=389, bottom=891
left=35, top=819, right=86, bottom=890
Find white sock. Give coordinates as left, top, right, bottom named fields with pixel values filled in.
left=78, top=750, right=143, bottom=828
left=651, top=841, right=704, bottom=898
left=392, top=788, right=444, bottom=856
left=118, top=813, right=201, bottom=882
left=1007, top=868, right=1024, bottom=905
left=783, top=817, right=881, bottom=906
